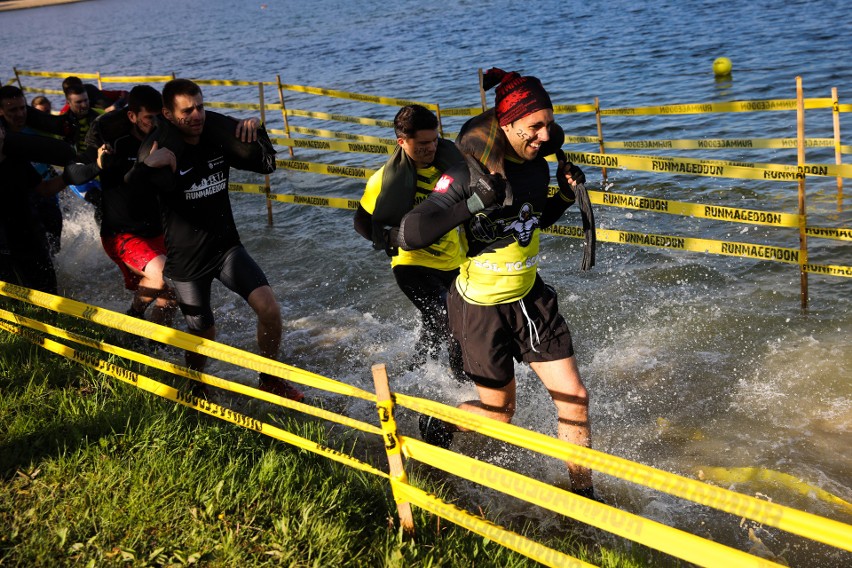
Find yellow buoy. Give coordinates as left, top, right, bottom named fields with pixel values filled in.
left=713, top=57, right=733, bottom=77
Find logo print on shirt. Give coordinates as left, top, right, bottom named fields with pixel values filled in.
left=434, top=174, right=453, bottom=193
left=208, top=155, right=225, bottom=169
left=185, top=172, right=227, bottom=200
left=179, top=167, right=193, bottom=176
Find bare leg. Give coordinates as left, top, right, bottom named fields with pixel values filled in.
left=127, top=255, right=176, bottom=326
left=246, top=285, right=282, bottom=359
left=185, top=325, right=216, bottom=372
left=458, top=379, right=517, bottom=426
left=247, top=285, right=303, bottom=402
left=530, top=356, right=593, bottom=491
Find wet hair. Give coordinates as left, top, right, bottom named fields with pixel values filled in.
left=31, top=95, right=51, bottom=109
left=65, top=83, right=87, bottom=98
left=62, top=76, right=84, bottom=96
left=127, top=85, right=163, bottom=114
left=162, top=78, right=202, bottom=112
left=0, top=85, right=24, bottom=102
left=393, top=104, right=438, bottom=139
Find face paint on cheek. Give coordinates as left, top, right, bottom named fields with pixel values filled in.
left=516, top=128, right=529, bottom=140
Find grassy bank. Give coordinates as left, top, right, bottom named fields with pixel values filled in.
left=0, top=305, right=666, bottom=567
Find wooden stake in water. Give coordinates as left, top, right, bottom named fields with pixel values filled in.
left=371, top=363, right=415, bottom=537
left=832, top=87, right=844, bottom=212
left=796, top=76, right=809, bottom=311
left=258, top=81, right=273, bottom=227
left=478, top=68, right=487, bottom=111
left=276, top=74, right=295, bottom=159
left=595, top=96, right=607, bottom=184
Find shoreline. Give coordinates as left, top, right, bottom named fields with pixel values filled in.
left=0, top=0, right=86, bottom=12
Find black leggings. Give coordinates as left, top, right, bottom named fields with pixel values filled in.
left=169, top=246, right=269, bottom=332
left=392, top=264, right=458, bottom=357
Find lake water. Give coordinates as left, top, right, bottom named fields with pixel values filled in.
left=2, top=0, right=850, bottom=565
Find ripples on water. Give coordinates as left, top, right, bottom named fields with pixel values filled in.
left=2, top=0, right=850, bottom=564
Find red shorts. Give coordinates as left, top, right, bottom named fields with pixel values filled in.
left=101, top=233, right=166, bottom=291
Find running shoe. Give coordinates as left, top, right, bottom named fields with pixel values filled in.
left=572, top=485, right=601, bottom=502
left=190, top=382, right=209, bottom=400
left=258, top=373, right=304, bottom=402
left=418, top=414, right=454, bottom=449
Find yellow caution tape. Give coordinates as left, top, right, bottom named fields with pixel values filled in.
left=16, top=69, right=99, bottom=79
left=395, top=393, right=852, bottom=553
left=553, top=104, right=597, bottom=114
left=276, top=159, right=377, bottom=180
left=835, top=104, right=852, bottom=113
left=439, top=107, right=482, bottom=117
left=228, top=182, right=267, bottom=194
left=605, top=138, right=837, bottom=151
left=0, top=307, right=382, bottom=436
left=390, top=480, right=593, bottom=568
left=601, top=98, right=834, bottom=116
left=228, top=187, right=852, bottom=275
left=205, top=100, right=282, bottom=111
left=802, top=263, right=852, bottom=277
left=565, top=135, right=602, bottom=144
left=21, top=87, right=64, bottom=96
left=271, top=137, right=394, bottom=155
left=278, top=82, right=437, bottom=110
left=589, top=190, right=802, bottom=228
left=698, top=466, right=852, bottom=517
left=0, top=281, right=375, bottom=402
left=376, top=400, right=403, bottom=457
left=563, top=151, right=852, bottom=180
left=404, top=438, right=787, bottom=568
left=271, top=193, right=360, bottom=210
left=282, top=126, right=396, bottom=146
left=100, top=75, right=173, bottom=84
left=804, top=226, right=852, bottom=241
left=286, top=108, right=394, bottom=128
left=550, top=225, right=802, bottom=263
left=0, top=318, right=386, bottom=478
left=192, top=78, right=266, bottom=87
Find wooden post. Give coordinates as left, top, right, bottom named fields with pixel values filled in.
left=258, top=82, right=274, bottom=227
left=832, top=87, right=844, bottom=212
left=276, top=74, right=295, bottom=158
left=435, top=104, right=444, bottom=138
left=796, top=76, right=809, bottom=311
left=478, top=68, right=487, bottom=111
left=371, top=363, right=415, bottom=538
left=13, top=67, right=23, bottom=89
left=595, top=96, right=608, bottom=184
left=96, top=71, right=103, bottom=90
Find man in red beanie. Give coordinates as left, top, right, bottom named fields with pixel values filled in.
left=395, top=68, right=598, bottom=499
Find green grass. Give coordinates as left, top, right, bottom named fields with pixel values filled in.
left=0, top=305, right=668, bottom=567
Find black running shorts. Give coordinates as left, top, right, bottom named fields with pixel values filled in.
left=169, top=245, right=270, bottom=332
left=447, top=275, right=574, bottom=389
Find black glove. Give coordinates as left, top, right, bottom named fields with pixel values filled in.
left=383, top=227, right=400, bottom=257
left=371, top=224, right=400, bottom=257
left=464, top=154, right=507, bottom=213
left=555, top=149, right=585, bottom=201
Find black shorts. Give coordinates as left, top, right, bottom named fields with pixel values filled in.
left=448, top=275, right=574, bottom=389
left=169, top=245, right=269, bottom=332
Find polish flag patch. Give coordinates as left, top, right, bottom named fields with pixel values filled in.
left=434, top=174, right=454, bottom=193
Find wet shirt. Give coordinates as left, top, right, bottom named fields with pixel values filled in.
left=400, top=154, right=571, bottom=305
left=79, top=116, right=162, bottom=238
left=361, top=164, right=464, bottom=271
left=157, top=140, right=241, bottom=281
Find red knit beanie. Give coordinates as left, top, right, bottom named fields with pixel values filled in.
left=483, top=67, right=553, bottom=127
